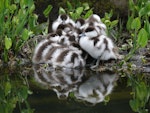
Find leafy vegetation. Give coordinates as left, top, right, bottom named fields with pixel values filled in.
left=126, top=0, right=150, bottom=60
left=58, top=1, right=93, bottom=20
left=0, top=68, right=33, bottom=113
left=0, top=0, right=45, bottom=62
left=128, top=74, right=150, bottom=113
left=0, top=0, right=149, bottom=113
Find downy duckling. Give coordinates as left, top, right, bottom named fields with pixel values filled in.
left=81, top=14, right=107, bottom=35
left=32, top=39, right=60, bottom=64
left=57, top=24, right=73, bottom=33
left=55, top=24, right=80, bottom=44
left=52, top=14, right=75, bottom=31
left=42, top=45, right=85, bottom=69
left=75, top=18, right=85, bottom=30
left=46, top=29, right=66, bottom=42
left=79, top=27, right=121, bottom=69
left=58, top=34, right=77, bottom=46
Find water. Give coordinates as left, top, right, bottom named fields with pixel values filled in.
left=0, top=65, right=149, bottom=113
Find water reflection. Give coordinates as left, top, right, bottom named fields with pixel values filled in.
left=74, top=71, right=118, bottom=104
left=33, top=65, right=118, bottom=105
left=33, top=65, right=84, bottom=99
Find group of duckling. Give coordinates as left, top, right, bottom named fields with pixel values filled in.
left=32, top=14, right=122, bottom=69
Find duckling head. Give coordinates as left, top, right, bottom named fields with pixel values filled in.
left=84, top=26, right=99, bottom=38
left=58, top=14, right=70, bottom=24
left=75, top=18, right=85, bottom=29
left=88, top=14, right=101, bottom=23
left=57, top=24, right=73, bottom=33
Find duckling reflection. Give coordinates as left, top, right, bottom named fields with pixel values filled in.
left=33, top=65, right=84, bottom=99
left=74, top=71, right=118, bottom=105
left=33, top=66, right=118, bottom=104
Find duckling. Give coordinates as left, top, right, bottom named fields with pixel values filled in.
left=57, top=24, right=73, bottom=33
left=32, top=39, right=60, bottom=64
left=52, top=14, right=75, bottom=31
left=79, top=27, right=121, bottom=69
left=80, top=14, right=107, bottom=35
left=42, top=45, right=85, bottom=69
left=54, top=23, right=80, bottom=45
left=75, top=18, right=85, bottom=30
left=58, top=34, right=77, bottom=46
left=46, top=29, right=67, bottom=43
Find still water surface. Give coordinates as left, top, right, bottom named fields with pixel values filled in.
left=0, top=65, right=149, bottom=113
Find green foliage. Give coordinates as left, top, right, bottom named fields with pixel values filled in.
left=0, top=0, right=41, bottom=62
left=137, top=28, right=148, bottom=47
left=126, top=0, right=150, bottom=60
left=131, top=17, right=141, bottom=30
left=59, top=1, right=93, bottom=20
left=101, top=10, right=119, bottom=40
left=0, top=74, right=33, bottom=113
left=43, top=5, right=53, bottom=18
left=128, top=74, right=150, bottom=113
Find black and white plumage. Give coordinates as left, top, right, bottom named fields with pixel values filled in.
left=79, top=26, right=121, bottom=68
left=42, top=45, right=85, bottom=69
left=33, top=64, right=118, bottom=104
left=32, top=38, right=85, bottom=69
left=74, top=71, right=118, bottom=104
left=80, top=14, right=107, bottom=35
left=32, top=39, right=60, bottom=64
left=33, top=65, right=84, bottom=99
left=75, top=18, right=85, bottom=30
left=32, top=14, right=122, bottom=69
left=52, top=14, right=75, bottom=32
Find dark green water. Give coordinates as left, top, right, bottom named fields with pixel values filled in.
left=0, top=65, right=149, bottom=113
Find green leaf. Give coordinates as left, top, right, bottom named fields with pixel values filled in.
left=129, top=0, right=135, bottom=11
left=129, top=99, right=140, bottom=112
left=5, top=82, right=11, bottom=96
left=67, top=1, right=72, bottom=10
left=126, top=16, right=134, bottom=30
left=59, top=7, right=66, bottom=14
left=104, top=20, right=111, bottom=26
left=22, top=28, right=32, bottom=41
left=144, top=19, right=150, bottom=39
left=137, top=28, right=148, bottom=47
left=83, top=3, right=90, bottom=10
left=131, top=17, right=141, bottom=30
left=111, top=20, right=118, bottom=28
left=20, top=0, right=34, bottom=9
left=9, top=4, right=17, bottom=13
left=84, top=9, right=93, bottom=19
left=43, top=5, right=52, bottom=18
left=75, top=7, right=83, bottom=16
left=18, top=86, right=28, bottom=102
left=14, top=0, right=20, bottom=4
left=139, top=1, right=150, bottom=17
left=5, top=36, right=12, bottom=50
left=29, top=4, right=35, bottom=13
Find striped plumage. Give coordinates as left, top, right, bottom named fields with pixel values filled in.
left=32, top=37, right=85, bottom=68
left=33, top=65, right=84, bottom=99
left=32, top=14, right=122, bottom=69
